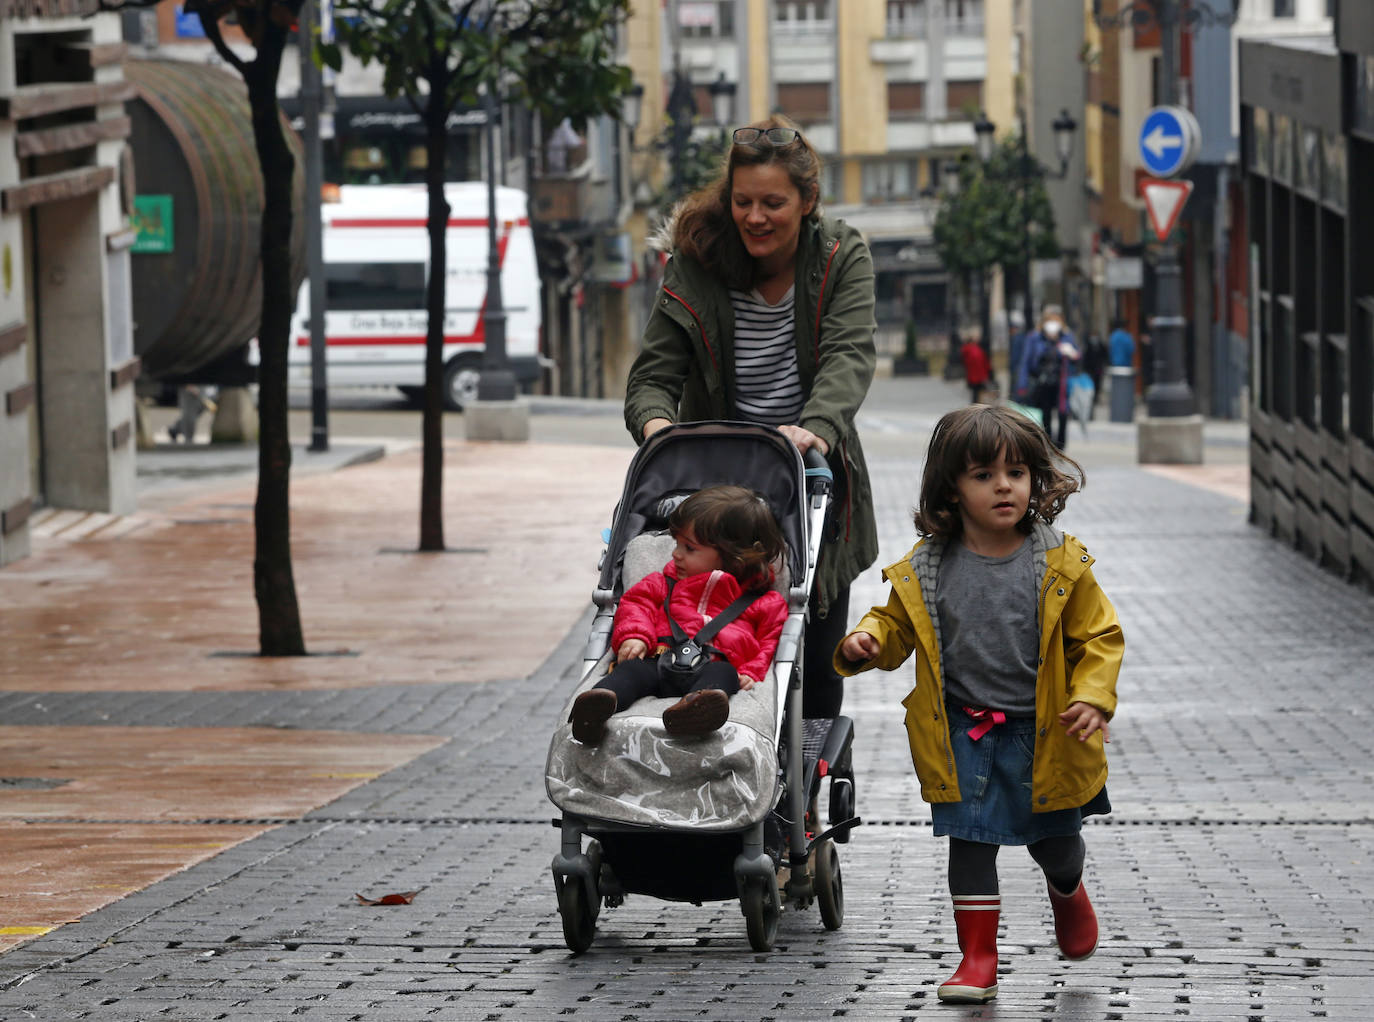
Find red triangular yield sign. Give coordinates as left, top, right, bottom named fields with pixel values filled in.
left=1140, top=178, right=1193, bottom=240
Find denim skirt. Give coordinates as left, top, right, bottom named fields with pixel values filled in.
left=930, top=705, right=1110, bottom=845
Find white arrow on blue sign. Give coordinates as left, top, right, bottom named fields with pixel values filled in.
left=1138, top=105, right=1200, bottom=178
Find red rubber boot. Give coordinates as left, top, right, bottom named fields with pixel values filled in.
left=937, top=895, right=1000, bottom=1003
left=1047, top=879, right=1098, bottom=960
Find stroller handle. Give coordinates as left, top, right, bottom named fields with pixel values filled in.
left=803, top=447, right=832, bottom=493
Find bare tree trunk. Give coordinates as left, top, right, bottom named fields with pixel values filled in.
left=247, top=35, right=306, bottom=655
left=418, top=66, right=451, bottom=552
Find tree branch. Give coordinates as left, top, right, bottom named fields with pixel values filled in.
left=196, top=3, right=251, bottom=77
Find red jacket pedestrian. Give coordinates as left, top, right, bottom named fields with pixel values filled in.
left=960, top=339, right=991, bottom=404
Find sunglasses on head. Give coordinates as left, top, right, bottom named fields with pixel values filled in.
left=732, top=127, right=802, bottom=146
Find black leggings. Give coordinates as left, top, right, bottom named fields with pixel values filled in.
left=599, top=657, right=739, bottom=707
left=802, top=584, right=849, bottom=719
left=947, top=835, right=1086, bottom=896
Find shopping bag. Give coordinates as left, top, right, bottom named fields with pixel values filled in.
left=1068, top=373, right=1095, bottom=437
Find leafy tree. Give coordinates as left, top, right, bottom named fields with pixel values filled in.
left=322, top=0, right=631, bottom=552
left=101, top=0, right=309, bottom=655
left=932, top=135, right=1058, bottom=343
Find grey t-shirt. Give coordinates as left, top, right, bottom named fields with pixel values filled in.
left=935, top=536, right=1040, bottom=716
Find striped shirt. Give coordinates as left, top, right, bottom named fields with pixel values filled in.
left=729, top=285, right=804, bottom=425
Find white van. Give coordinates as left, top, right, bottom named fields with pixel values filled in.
left=287, top=182, right=541, bottom=409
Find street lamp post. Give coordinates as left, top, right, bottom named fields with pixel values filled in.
left=477, top=49, right=515, bottom=402
left=622, top=71, right=735, bottom=209
left=1092, top=0, right=1240, bottom=439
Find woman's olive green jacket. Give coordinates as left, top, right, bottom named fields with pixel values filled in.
left=624, top=215, right=878, bottom=618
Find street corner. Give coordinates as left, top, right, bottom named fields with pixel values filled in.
left=0, top=725, right=447, bottom=951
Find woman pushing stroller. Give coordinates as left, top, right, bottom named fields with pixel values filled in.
left=623, top=113, right=879, bottom=721
left=569, top=485, right=788, bottom=741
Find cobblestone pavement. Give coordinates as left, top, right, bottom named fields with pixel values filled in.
left=1, top=386, right=1372, bottom=1020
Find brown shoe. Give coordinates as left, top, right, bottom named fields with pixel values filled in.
left=569, top=688, right=616, bottom=744
left=662, top=689, right=730, bottom=736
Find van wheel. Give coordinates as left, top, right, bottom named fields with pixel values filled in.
left=443, top=354, right=482, bottom=411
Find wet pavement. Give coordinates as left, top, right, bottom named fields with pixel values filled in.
left=0, top=377, right=1371, bottom=1020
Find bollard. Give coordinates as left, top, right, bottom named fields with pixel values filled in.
left=1108, top=367, right=1136, bottom=423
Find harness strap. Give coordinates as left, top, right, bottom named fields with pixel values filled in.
left=663, top=573, right=763, bottom=652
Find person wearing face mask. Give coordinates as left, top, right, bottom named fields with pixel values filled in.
left=624, top=114, right=879, bottom=720
left=1015, top=307, right=1081, bottom=450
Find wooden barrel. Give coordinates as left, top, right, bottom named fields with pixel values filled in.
left=126, top=58, right=305, bottom=379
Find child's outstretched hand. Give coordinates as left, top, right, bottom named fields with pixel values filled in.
left=617, top=638, right=648, bottom=662
left=840, top=631, right=880, bottom=664
left=739, top=674, right=763, bottom=691
left=1059, top=701, right=1110, bottom=743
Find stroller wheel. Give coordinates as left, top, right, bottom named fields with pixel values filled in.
left=557, top=877, right=597, bottom=954
left=813, top=838, right=844, bottom=930
left=741, top=878, right=781, bottom=952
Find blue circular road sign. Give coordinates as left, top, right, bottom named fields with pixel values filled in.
left=1138, top=105, right=1200, bottom=178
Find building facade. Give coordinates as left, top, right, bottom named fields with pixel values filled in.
left=1239, top=3, right=1374, bottom=588
left=1, top=2, right=138, bottom=567
left=615, top=0, right=1019, bottom=376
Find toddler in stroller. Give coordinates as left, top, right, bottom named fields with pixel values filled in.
left=568, top=484, right=789, bottom=742
left=546, top=422, right=860, bottom=953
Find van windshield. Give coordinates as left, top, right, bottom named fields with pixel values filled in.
left=326, top=262, right=426, bottom=311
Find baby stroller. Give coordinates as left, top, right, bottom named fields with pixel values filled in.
left=545, top=421, right=860, bottom=953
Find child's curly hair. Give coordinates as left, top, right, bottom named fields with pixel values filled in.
left=913, top=405, right=1084, bottom=539
left=669, top=485, right=785, bottom=592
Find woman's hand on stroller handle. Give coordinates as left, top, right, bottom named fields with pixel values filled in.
left=617, top=638, right=649, bottom=661
left=642, top=417, right=672, bottom=441
left=776, top=424, right=829, bottom=457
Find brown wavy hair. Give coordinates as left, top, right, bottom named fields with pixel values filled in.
left=671, top=113, right=822, bottom=290
left=912, top=405, right=1084, bottom=539
left=669, top=485, right=785, bottom=592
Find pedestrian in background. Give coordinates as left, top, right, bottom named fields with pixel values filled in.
left=168, top=385, right=217, bottom=444
left=623, top=113, right=878, bottom=720
left=1015, top=307, right=1080, bottom=450
left=1108, top=318, right=1135, bottom=368
left=960, top=332, right=991, bottom=405
left=1082, top=331, right=1107, bottom=416
left=835, top=404, right=1124, bottom=1004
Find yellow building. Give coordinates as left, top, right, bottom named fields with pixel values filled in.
left=615, top=0, right=1019, bottom=379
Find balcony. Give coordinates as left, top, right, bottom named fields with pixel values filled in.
left=530, top=161, right=618, bottom=232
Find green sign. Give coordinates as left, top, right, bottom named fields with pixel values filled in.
left=131, top=195, right=173, bottom=254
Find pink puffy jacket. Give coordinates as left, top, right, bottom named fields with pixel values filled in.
left=612, top=561, right=789, bottom=681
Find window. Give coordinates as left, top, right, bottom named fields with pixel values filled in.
left=325, top=263, right=427, bottom=311
left=1272, top=113, right=1293, bottom=184
left=862, top=159, right=920, bottom=201
left=679, top=1, right=735, bottom=40
left=945, top=0, right=983, bottom=36
left=888, top=81, right=925, bottom=120
left=776, top=82, right=831, bottom=120
left=1272, top=0, right=1295, bottom=16
left=946, top=80, right=984, bottom=120
left=886, top=0, right=926, bottom=36
left=1322, top=132, right=1346, bottom=210
left=774, top=1, right=830, bottom=28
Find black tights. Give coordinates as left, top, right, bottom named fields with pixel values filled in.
left=947, top=835, right=1086, bottom=896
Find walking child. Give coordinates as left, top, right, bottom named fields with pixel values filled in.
left=570, top=485, right=789, bottom=742
left=836, top=405, right=1124, bottom=1003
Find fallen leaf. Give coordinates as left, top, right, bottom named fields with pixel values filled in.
left=355, top=890, right=419, bottom=906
